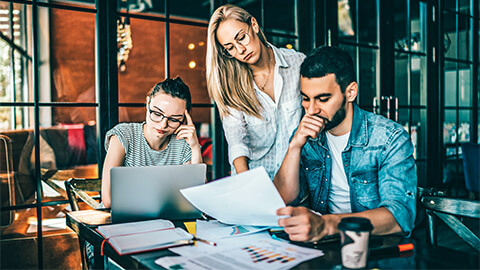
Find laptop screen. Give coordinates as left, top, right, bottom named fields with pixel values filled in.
left=110, top=164, right=206, bottom=223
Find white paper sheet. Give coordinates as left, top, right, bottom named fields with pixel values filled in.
left=158, top=238, right=324, bottom=270
left=170, top=231, right=274, bottom=257
left=180, top=167, right=286, bottom=226
left=26, top=218, right=66, bottom=233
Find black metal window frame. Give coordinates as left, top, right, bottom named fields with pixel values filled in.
left=437, top=0, right=479, bottom=191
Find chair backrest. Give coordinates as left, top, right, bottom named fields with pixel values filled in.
left=421, top=195, right=480, bottom=252
left=0, top=135, right=15, bottom=227
left=461, top=143, right=480, bottom=193
left=64, top=178, right=102, bottom=211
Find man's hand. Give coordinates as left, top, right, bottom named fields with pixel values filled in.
left=290, top=114, right=325, bottom=150
left=176, top=110, right=200, bottom=148
left=277, top=206, right=340, bottom=242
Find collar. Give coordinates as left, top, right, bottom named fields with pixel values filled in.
left=347, top=103, right=368, bottom=147
left=269, top=43, right=289, bottom=68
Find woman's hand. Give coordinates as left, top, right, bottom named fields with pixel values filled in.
left=176, top=110, right=200, bottom=148
left=176, top=110, right=202, bottom=164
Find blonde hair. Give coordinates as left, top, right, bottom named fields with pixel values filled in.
left=206, top=4, right=268, bottom=118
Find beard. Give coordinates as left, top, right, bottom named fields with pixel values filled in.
left=323, top=97, right=347, bottom=131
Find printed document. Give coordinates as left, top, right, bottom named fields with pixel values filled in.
left=180, top=167, right=286, bottom=226
left=156, top=238, right=324, bottom=270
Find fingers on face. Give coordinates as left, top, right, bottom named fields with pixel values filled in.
left=176, top=130, right=193, bottom=139
left=301, top=116, right=324, bottom=130
left=175, top=125, right=195, bottom=135
left=184, top=110, right=193, bottom=125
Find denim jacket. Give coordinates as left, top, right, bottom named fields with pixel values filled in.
left=291, top=103, right=417, bottom=236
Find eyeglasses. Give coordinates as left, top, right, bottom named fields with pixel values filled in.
left=222, top=25, right=251, bottom=58
left=147, top=103, right=183, bottom=128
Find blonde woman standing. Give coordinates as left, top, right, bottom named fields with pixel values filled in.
left=206, top=4, right=305, bottom=179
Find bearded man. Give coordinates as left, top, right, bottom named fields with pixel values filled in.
left=274, top=46, right=417, bottom=242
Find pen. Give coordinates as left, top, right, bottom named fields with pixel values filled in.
left=369, top=243, right=414, bottom=256
left=193, top=237, right=217, bottom=246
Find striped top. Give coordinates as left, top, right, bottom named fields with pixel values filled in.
left=105, top=122, right=192, bottom=166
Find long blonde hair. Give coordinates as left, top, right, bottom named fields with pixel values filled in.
left=206, top=4, right=269, bottom=118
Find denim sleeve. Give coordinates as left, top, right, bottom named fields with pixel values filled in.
left=377, top=128, right=417, bottom=237
left=287, top=163, right=309, bottom=207
left=284, top=128, right=309, bottom=207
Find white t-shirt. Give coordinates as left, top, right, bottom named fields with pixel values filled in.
left=326, top=131, right=351, bottom=213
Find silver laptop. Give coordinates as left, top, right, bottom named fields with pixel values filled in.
left=110, top=164, right=206, bottom=223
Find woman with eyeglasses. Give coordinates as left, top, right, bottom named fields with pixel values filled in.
left=101, top=77, right=202, bottom=208
left=206, top=4, right=305, bottom=179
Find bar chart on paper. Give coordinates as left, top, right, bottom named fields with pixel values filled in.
left=242, top=245, right=296, bottom=264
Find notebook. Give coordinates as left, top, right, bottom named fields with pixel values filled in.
left=110, top=164, right=206, bottom=223
left=97, top=219, right=193, bottom=255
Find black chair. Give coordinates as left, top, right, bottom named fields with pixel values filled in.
left=0, top=135, right=15, bottom=227
left=421, top=195, right=480, bottom=252
left=64, top=178, right=102, bottom=211
left=65, top=178, right=102, bottom=269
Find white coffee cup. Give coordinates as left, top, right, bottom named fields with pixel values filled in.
left=338, top=217, right=373, bottom=269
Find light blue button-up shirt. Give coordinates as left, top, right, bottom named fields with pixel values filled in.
left=291, top=103, right=417, bottom=236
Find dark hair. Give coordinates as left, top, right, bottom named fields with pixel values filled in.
left=149, top=77, right=192, bottom=111
left=300, top=46, right=355, bottom=93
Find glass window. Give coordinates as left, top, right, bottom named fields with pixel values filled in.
left=394, top=52, right=409, bottom=106
left=458, top=65, right=472, bottom=106
left=411, top=55, right=427, bottom=106
left=444, top=109, right=457, bottom=144
left=118, top=18, right=165, bottom=104
left=393, top=0, right=408, bottom=51
left=171, top=0, right=209, bottom=21
left=0, top=208, right=39, bottom=268
left=444, top=1, right=456, bottom=12
left=458, top=0, right=471, bottom=15
left=39, top=0, right=95, bottom=8
left=269, top=36, right=298, bottom=50
left=119, top=0, right=164, bottom=15
left=398, top=108, right=410, bottom=130
left=444, top=61, right=457, bottom=107
left=227, top=0, right=261, bottom=24
left=338, top=0, right=355, bottom=42
left=0, top=3, right=31, bottom=108
left=264, top=0, right=295, bottom=35
left=443, top=11, right=456, bottom=59
left=457, top=15, right=472, bottom=61
left=119, top=106, right=144, bottom=123
left=50, top=8, right=96, bottom=103
left=459, top=109, right=471, bottom=142
left=41, top=203, right=83, bottom=268
left=358, top=48, right=378, bottom=108
left=411, top=0, right=426, bottom=53
left=358, top=0, right=377, bottom=44
left=411, top=109, right=427, bottom=159
left=170, top=23, right=209, bottom=105
left=416, top=161, right=427, bottom=187
left=0, top=39, right=13, bottom=104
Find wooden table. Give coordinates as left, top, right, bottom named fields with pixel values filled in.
left=66, top=210, right=480, bottom=269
